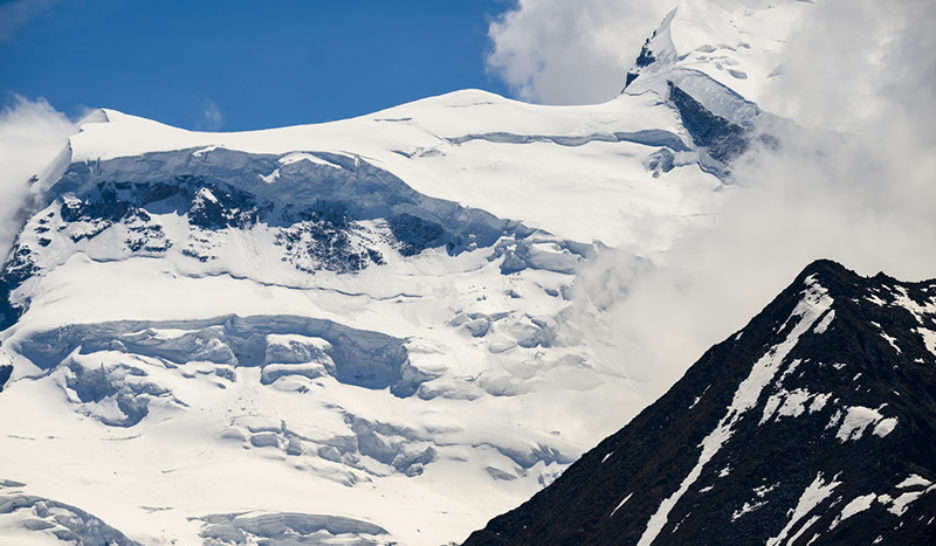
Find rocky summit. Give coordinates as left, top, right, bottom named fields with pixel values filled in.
left=466, top=260, right=936, bottom=545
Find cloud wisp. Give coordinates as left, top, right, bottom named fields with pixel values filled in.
left=0, top=95, right=77, bottom=260
left=200, top=99, right=224, bottom=131
left=0, top=0, right=60, bottom=43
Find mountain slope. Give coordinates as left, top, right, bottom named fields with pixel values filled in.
left=0, top=88, right=719, bottom=546
left=464, top=260, right=936, bottom=545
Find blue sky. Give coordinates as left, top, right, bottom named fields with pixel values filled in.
left=0, top=0, right=514, bottom=130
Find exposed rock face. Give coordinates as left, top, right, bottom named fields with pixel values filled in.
left=667, top=81, right=748, bottom=163
left=465, top=260, right=936, bottom=545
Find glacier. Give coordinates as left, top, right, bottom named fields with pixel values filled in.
left=0, top=1, right=820, bottom=544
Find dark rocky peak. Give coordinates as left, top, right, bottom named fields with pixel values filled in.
left=622, top=15, right=666, bottom=92
left=635, top=38, right=657, bottom=68
left=624, top=37, right=657, bottom=89
left=464, top=260, right=936, bottom=545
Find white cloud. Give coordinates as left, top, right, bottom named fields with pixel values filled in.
left=564, top=0, right=936, bottom=395
left=200, top=99, right=224, bottom=131
left=0, top=96, right=77, bottom=260
left=0, top=0, right=59, bottom=43
left=486, top=0, right=674, bottom=104
left=761, top=0, right=924, bottom=132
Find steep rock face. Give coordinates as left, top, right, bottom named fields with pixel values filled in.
left=465, top=260, right=936, bottom=545
left=667, top=81, right=748, bottom=163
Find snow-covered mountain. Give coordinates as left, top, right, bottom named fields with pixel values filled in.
left=465, top=260, right=936, bottom=545
left=0, top=2, right=830, bottom=544
left=0, top=90, right=724, bottom=546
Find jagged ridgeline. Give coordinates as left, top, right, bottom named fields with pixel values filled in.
left=465, top=260, right=936, bottom=545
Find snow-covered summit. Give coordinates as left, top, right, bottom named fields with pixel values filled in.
left=619, top=0, right=812, bottom=167
left=624, top=0, right=811, bottom=109
left=43, top=88, right=719, bottom=250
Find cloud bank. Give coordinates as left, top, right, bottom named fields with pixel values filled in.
left=486, top=0, right=672, bottom=104
left=0, top=96, right=77, bottom=260
left=557, top=0, right=936, bottom=397
left=486, top=0, right=786, bottom=104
